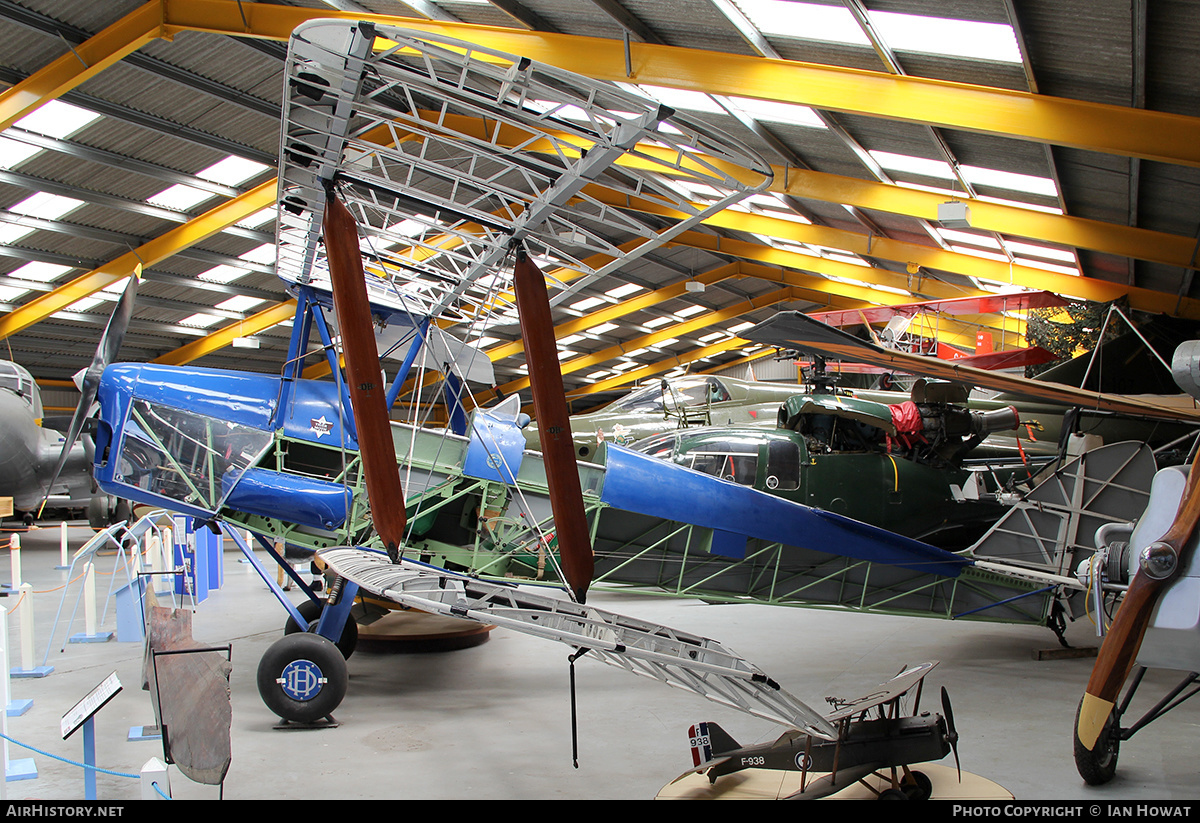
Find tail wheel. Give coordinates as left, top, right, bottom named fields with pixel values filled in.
left=257, top=633, right=348, bottom=723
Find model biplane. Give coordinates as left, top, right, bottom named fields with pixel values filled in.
left=674, top=661, right=958, bottom=800
left=807, top=291, right=1066, bottom=371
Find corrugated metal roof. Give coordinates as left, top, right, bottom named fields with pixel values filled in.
left=0, top=0, right=1195, bottom=404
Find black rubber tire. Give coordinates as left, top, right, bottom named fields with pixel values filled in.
left=256, top=633, right=348, bottom=723
left=283, top=598, right=358, bottom=659
left=902, top=770, right=934, bottom=800
left=1073, top=697, right=1120, bottom=785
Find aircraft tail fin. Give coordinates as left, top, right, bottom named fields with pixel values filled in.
left=689, top=721, right=739, bottom=766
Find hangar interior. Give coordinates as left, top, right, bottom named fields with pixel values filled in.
left=1, top=0, right=1200, bottom=803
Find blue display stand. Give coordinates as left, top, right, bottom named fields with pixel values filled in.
left=114, top=578, right=147, bottom=643
left=172, top=517, right=209, bottom=604
left=195, top=525, right=224, bottom=592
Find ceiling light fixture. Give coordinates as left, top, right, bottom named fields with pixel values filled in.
left=937, top=199, right=972, bottom=229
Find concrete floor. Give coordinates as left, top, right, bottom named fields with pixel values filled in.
left=1, top=521, right=1198, bottom=801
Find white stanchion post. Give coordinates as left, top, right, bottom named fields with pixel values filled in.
left=11, top=583, right=49, bottom=678
left=140, top=757, right=169, bottom=799
left=0, top=606, right=36, bottom=786
left=17, top=585, right=33, bottom=674
left=155, top=527, right=169, bottom=576
left=9, top=534, right=19, bottom=591
left=1, top=604, right=9, bottom=800
left=58, top=522, right=68, bottom=569
left=83, top=563, right=97, bottom=638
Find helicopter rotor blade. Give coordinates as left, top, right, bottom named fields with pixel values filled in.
left=40, top=273, right=140, bottom=513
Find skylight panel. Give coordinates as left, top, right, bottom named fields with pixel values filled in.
left=605, top=282, right=643, bottom=299
left=0, top=136, right=42, bottom=170
left=214, top=295, right=265, bottom=313
left=1003, top=240, right=1076, bottom=263
left=7, top=261, right=72, bottom=283
left=15, top=101, right=102, bottom=140
left=72, top=278, right=131, bottom=307
left=240, top=244, right=277, bottom=264
left=237, top=208, right=277, bottom=229
left=732, top=0, right=870, bottom=45
left=0, top=284, right=30, bottom=303
left=936, top=228, right=1002, bottom=250
left=870, top=151, right=955, bottom=180
left=961, top=165, right=1058, bottom=198
left=11, top=192, right=84, bottom=221
left=728, top=96, right=824, bottom=128
left=639, top=85, right=726, bottom=114
left=871, top=12, right=1022, bottom=63
left=674, top=304, right=706, bottom=318
left=148, top=184, right=212, bottom=211
left=198, top=156, right=270, bottom=186
left=570, top=296, right=605, bottom=311
left=197, top=264, right=248, bottom=284
left=643, top=316, right=673, bottom=329
left=590, top=323, right=619, bottom=335
left=0, top=223, right=34, bottom=246
left=180, top=312, right=222, bottom=328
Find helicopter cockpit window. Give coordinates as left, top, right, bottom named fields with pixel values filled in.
left=116, top=399, right=273, bottom=512
left=630, top=432, right=678, bottom=458
left=0, top=362, right=40, bottom=416
left=609, top=377, right=728, bottom=414
left=682, top=438, right=758, bottom=486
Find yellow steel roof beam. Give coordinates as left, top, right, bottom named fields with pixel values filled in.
left=429, top=109, right=1200, bottom=275
left=0, top=1, right=162, bottom=130
left=164, top=0, right=1200, bottom=167
left=151, top=300, right=297, bottom=366
left=0, top=181, right=276, bottom=340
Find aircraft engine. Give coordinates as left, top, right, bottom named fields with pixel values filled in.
left=922, top=405, right=1020, bottom=440
left=910, top=404, right=1019, bottom=466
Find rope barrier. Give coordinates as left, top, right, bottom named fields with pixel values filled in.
left=0, top=731, right=140, bottom=779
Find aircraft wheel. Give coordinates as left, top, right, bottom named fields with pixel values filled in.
left=878, top=788, right=909, bottom=800
left=257, top=633, right=348, bottom=724
left=901, top=770, right=933, bottom=800
left=284, top=598, right=358, bottom=659
left=1073, top=697, right=1120, bottom=785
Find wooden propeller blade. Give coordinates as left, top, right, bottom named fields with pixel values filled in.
left=512, top=250, right=594, bottom=603
left=323, top=190, right=408, bottom=560
left=1076, top=453, right=1200, bottom=750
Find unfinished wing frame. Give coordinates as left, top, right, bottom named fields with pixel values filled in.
left=321, top=546, right=837, bottom=739
left=276, top=20, right=773, bottom=328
